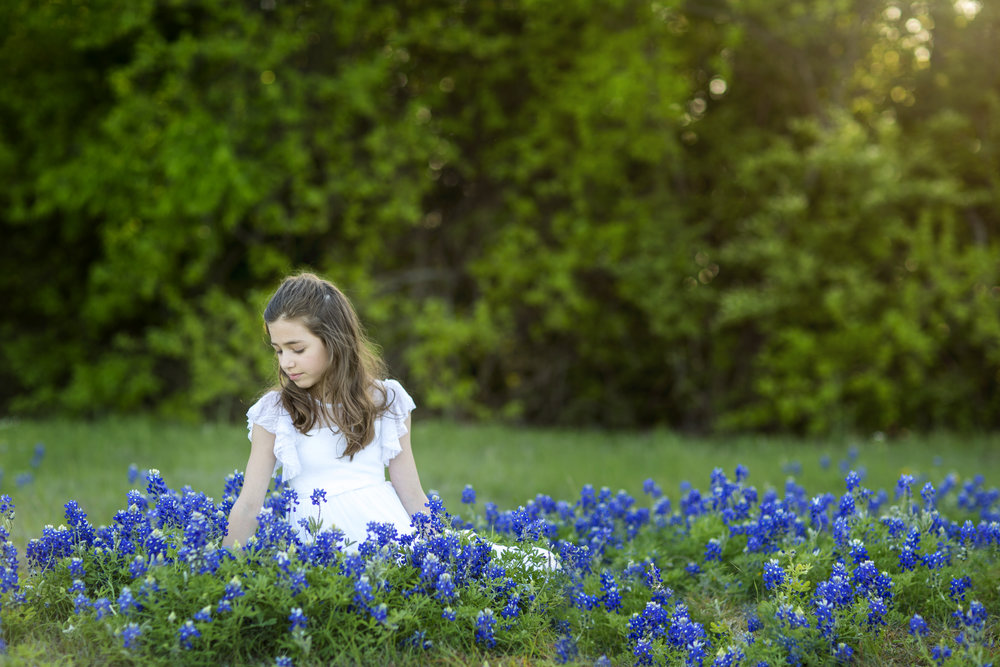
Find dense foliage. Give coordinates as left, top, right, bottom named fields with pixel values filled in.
left=1, top=0, right=998, bottom=432
left=1, top=452, right=999, bottom=664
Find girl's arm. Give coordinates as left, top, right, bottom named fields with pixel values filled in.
left=388, top=415, right=429, bottom=517
left=222, top=424, right=277, bottom=547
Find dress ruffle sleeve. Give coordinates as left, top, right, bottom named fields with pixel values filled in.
left=246, top=391, right=303, bottom=482
left=378, top=379, right=416, bottom=466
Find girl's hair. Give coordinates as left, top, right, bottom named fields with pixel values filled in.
left=263, top=273, right=388, bottom=457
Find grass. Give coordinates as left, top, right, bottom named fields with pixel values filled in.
left=2, top=415, right=1000, bottom=559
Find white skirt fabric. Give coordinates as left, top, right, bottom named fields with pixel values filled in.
left=289, top=480, right=415, bottom=549
left=287, top=481, right=560, bottom=570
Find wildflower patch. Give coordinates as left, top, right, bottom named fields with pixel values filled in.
left=1, top=459, right=998, bottom=665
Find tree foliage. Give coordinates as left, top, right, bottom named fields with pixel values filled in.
left=0, top=0, right=997, bottom=433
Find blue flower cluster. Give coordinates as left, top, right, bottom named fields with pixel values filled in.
left=1, top=452, right=999, bottom=665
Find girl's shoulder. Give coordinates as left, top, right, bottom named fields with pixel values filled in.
left=246, top=390, right=287, bottom=433
left=377, top=379, right=416, bottom=418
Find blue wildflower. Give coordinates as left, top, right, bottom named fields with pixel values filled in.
left=949, top=575, right=972, bottom=602
left=763, top=559, right=784, bottom=590
left=909, top=614, right=929, bottom=637
left=845, top=471, right=862, bottom=493
left=178, top=620, right=200, bottom=649
left=599, top=571, right=622, bottom=612
left=119, top=622, right=141, bottom=649
left=866, top=596, right=888, bottom=635
left=931, top=644, right=952, bottom=664
left=30, top=442, right=45, bottom=468
left=633, top=638, right=654, bottom=666
left=554, top=632, right=578, bottom=664
left=288, top=606, right=307, bottom=633
left=475, top=609, right=496, bottom=648
left=712, top=646, right=745, bottom=667
left=896, top=474, right=915, bottom=499
left=118, top=587, right=138, bottom=615
left=833, top=642, right=853, bottom=663
left=921, top=482, right=936, bottom=511
left=705, top=538, right=722, bottom=562
left=461, top=485, right=476, bottom=504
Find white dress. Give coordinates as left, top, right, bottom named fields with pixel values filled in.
left=247, top=380, right=560, bottom=569
left=246, top=379, right=417, bottom=548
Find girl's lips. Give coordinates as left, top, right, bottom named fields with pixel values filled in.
left=287, top=373, right=303, bottom=380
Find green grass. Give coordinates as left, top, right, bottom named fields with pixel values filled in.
left=2, top=415, right=1000, bottom=559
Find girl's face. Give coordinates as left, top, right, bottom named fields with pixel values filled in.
left=267, top=317, right=330, bottom=392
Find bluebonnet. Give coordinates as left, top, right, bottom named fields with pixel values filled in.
left=288, top=607, right=307, bottom=633
left=909, top=614, right=929, bottom=637
left=441, top=606, right=456, bottom=621
left=931, top=644, right=952, bottom=664
left=178, top=620, right=200, bottom=649
left=845, top=471, right=862, bottom=493
left=146, top=469, right=169, bottom=497
left=401, top=630, right=432, bottom=651
left=67, top=557, right=85, bottom=578
left=194, top=606, right=212, bottom=623
left=643, top=478, right=663, bottom=498
left=461, top=484, right=476, bottom=504
left=275, top=657, right=293, bottom=667
left=599, top=571, right=621, bottom=612
left=129, top=555, right=148, bottom=579
left=475, top=608, right=496, bottom=648
left=712, top=646, right=744, bottom=667
left=832, top=642, right=853, bottom=663
left=119, top=622, right=141, bottom=649
left=949, top=575, right=972, bottom=602
left=865, top=595, right=888, bottom=634
left=813, top=597, right=836, bottom=640
left=353, top=575, right=375, bottom=606
left=553, top=632, right=578, bottom=664
left=921, top=482, right=937, bottom=511
left=92, top=597, right=113, bottom=620
left=837, top=493, right=855, bottom=520
left=500, top=593, right=521, bottom=619
left=633, top=638, right=654, bottom=666
left=847, top=539, right=868, bottom=564
left=310, top=488, right=326, bottom=506
left=118, top=586, right=139, bottom=615
left=762, top=559, right=784, bottom=590
left=776, top=603, right=809, bottom=630
left=30, top=442, right=45, bottom=468
left=704, top=538, right=722, bottom=562
left=896, top=474, right=915, bottom=499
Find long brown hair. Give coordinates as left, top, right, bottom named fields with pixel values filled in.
left=263, top=273, right=388, bottom=457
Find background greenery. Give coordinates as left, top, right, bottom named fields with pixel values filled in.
left=1, top=0, right=997, bottom=434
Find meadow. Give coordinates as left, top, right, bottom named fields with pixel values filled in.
left=1, top=417, right=999, bottom=665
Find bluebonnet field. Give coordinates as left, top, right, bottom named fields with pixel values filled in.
left=0, top=448, right=998, bottom=665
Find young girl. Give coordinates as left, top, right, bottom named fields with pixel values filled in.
left=223, top=273, right=429, bottom=549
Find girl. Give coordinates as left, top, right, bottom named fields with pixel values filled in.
left=223, top=273, right=429, bottom=549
